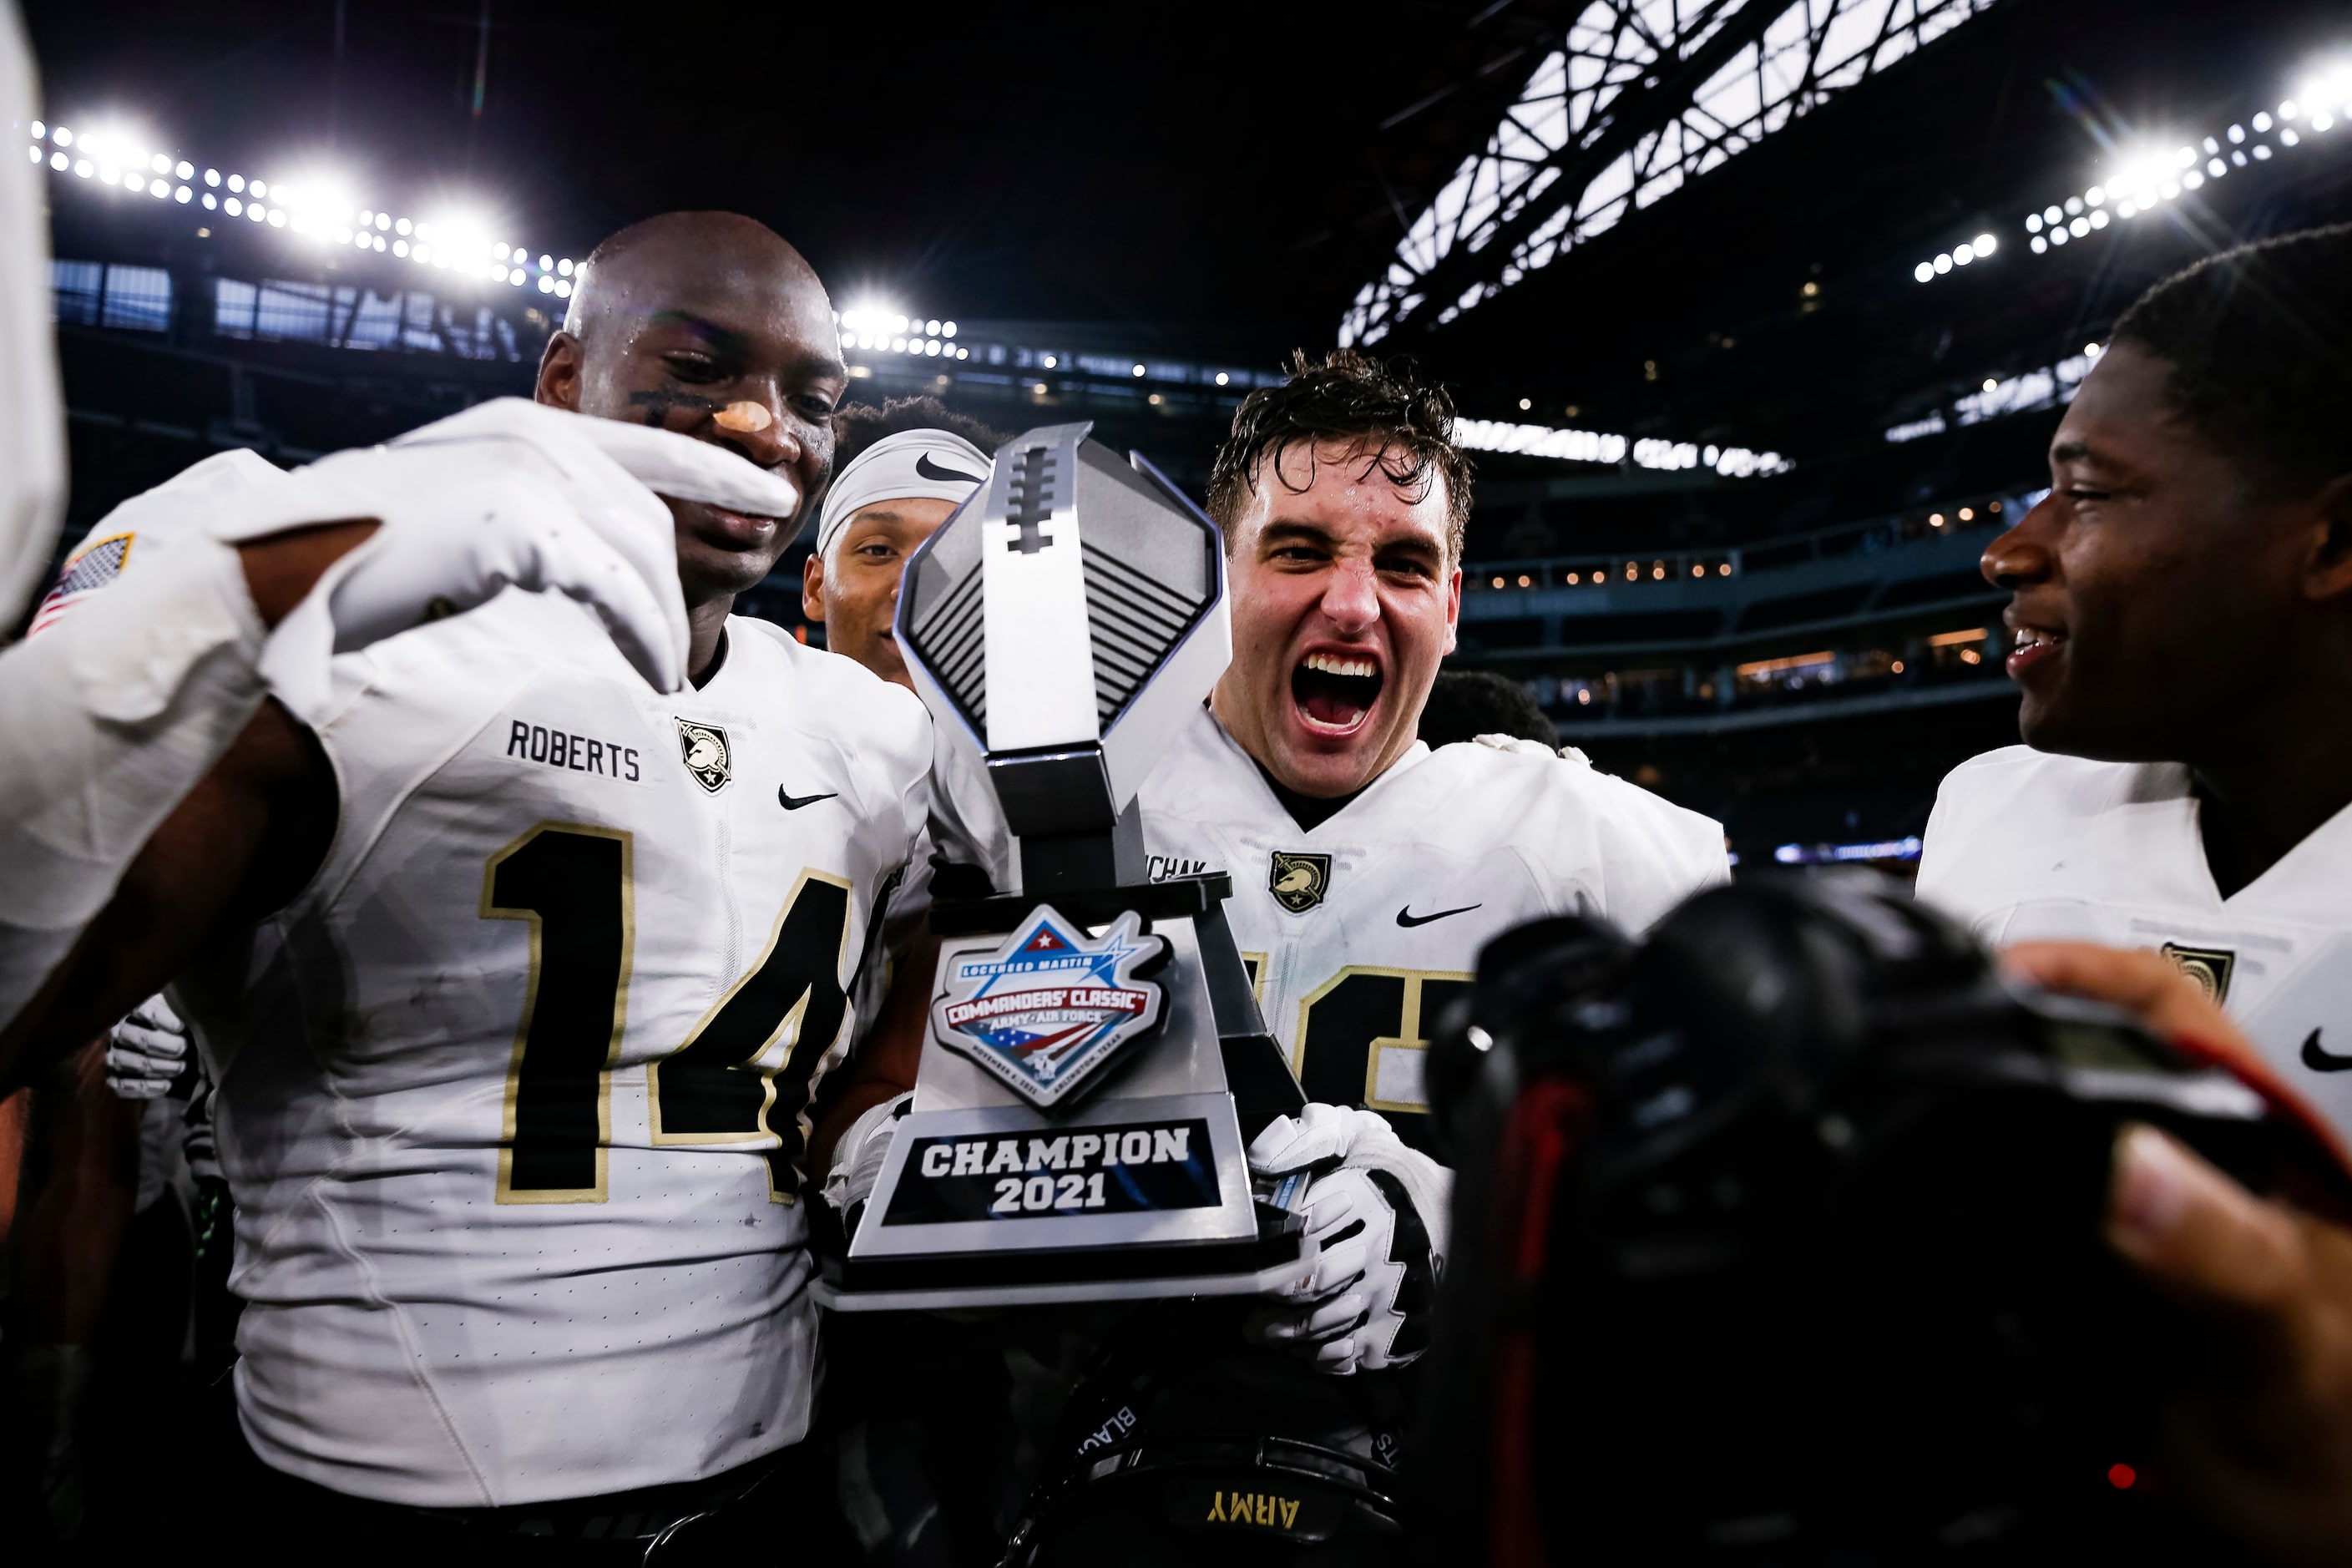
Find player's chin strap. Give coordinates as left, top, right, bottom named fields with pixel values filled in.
left=1245, top=1104, right=1452, bottom=1374
left=822, top=1090, right=913, bottom=1238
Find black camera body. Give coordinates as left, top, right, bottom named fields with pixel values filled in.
left=1416, top=876, right=2346, bottom=1563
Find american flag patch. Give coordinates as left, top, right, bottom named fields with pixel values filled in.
left=28, top=533, right=134, bottom=638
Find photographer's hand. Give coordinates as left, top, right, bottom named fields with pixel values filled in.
left=2006, top=940, right=2352, bottom=1565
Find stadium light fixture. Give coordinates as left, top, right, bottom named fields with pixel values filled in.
left=33, top=107, right=1768, bottom=470
left=1916, top=54, right=2352, bottom=279
left=1454, top=414, right=1788, bottom=478
left=27, top=119, right=577, bottom=291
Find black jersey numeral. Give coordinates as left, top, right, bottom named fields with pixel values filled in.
left=483, top=828, right=857, bottom=1205
left=483, top=824, right=634, bottom=1203
left=650, top=873, right=853, bottom=1201
left=1293, top=969, right=1473, bottom=1130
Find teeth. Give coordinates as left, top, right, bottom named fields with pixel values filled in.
left=1304, top=652, right=1377, bottom=679
left=2012, top=627, right=2062, bottom=651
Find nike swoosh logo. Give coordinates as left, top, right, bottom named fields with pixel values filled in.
left=2301, top=1028, right=2352, bottom=1073
left=1397, top=903, right=1481, bottom=928
left=778, top=788, right=839, bottom=811
left=915, top=453, right=984, bottom=485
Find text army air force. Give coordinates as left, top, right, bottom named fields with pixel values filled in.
left=2, top=160, right=2350, bottom=1559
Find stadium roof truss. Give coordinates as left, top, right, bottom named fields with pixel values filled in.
left=1339, top=0, right=2002, bottom=346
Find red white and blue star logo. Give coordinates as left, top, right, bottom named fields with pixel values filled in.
left=933, top=907, right=1170, bottom=1109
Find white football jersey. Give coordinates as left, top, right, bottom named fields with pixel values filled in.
left=933, top=706, right=1727, bottom=1148
left=1919, top=746, right=2352, bottom=1137
left=169, top=588, right=931, bottom=1507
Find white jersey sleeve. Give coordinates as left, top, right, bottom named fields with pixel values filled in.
left=177, top=594, right=929, bottom=1508
left=1520, top=742, right=1730, bottom=935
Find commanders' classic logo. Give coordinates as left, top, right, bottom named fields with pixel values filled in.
left=933, top=907, right=1171, bottom=1108
left=2160, top=943, right=2236, bottom=1004
left=1267, top=851, right=1331, bottom=914
left=675, top=719, right=732, bottom=792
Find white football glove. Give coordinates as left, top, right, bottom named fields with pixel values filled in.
left=1245, top=1104, right=1450, bottom=1375
left=104, top=993, right=190, bottom=1100
left=0, top=397, right=801, bottom=1034
left=822, top=1091, right=911, bottom=1233
left=230, top=397, right=803, bottom=716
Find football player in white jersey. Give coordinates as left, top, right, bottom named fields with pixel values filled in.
left=802, top=396, right=1004, bottom=692
left=1918, top=225, right=2352, bottom=1140
left=914, top=351, right=1727, bottom=1149
left=5, top=211, right=929, bottom=1555
left=824, top=351, right=1727, bottom=1379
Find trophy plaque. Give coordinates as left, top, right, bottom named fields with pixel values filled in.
left=817, top=422, right=1311, bottom=1312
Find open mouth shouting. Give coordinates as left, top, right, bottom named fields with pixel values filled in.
left=1291, top=649, right=1384, bottom=736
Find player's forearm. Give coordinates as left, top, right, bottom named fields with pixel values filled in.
left=237, top=520, right=381, bottom=625
left=0, top=524, right=372, bottom=1044
left=810, top=930, right=934, bottom=1177
left=0, top=700, right=322, bottom=1090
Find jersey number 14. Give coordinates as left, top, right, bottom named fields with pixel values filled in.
left=483, top=822, right=852, bottom=1206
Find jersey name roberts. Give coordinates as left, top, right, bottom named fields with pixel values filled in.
left=1919, top=746, right=2352, bottom=1140
left=170, top=588, right=930, bottom=1508
left=930, top=707, right=1727, bottom=1151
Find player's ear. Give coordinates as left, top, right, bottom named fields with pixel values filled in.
left=802, top=552, right=828, bottom=623
left=2299, top=472, right=2352, bottom=606
left=535, top=331, right=585, bottom=412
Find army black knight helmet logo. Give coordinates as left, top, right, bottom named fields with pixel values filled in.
left=1267, top=851, right=1331, bottom=914
left=2160, top=943, right=2236, bottom=1004
left=675, top=719, right=732, bottom=793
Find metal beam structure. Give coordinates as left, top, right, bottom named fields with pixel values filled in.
left=1339, top=0, right=2002, bottom=347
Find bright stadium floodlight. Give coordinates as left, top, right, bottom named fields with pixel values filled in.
left=33, top=118, right=554, bottom=283
left=2296, top=58, right=2352, bottom=114
left=1914, top=50, right=2352, bottom=283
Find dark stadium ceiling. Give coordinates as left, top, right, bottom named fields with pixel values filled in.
left=22, top=0, right=2352, bottom=461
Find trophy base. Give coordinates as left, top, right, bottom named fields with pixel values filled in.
left=827, top=878, right=1310, bottom=1315
left=817, top=1206, right=1310, bottom=1313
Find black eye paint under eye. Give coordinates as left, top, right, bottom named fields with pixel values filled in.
left=630, top=388, right=726, bottom=427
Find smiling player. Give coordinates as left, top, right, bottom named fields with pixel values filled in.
left=7, top=212, right=930, bottom=1555
left=803, top=397, right=1005, bottom=689
left=1919, top=225, right=2352, bottom=1135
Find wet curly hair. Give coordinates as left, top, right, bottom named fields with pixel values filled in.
left=1206, top=348, right=1474, bottom=559
left=2111, top=223, right=2352, bottom=493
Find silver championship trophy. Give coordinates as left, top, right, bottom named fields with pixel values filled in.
left=817, top=422, right=1313, bottom=1311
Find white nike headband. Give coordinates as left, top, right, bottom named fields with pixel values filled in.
left=815, top=428, right=991, bottom=562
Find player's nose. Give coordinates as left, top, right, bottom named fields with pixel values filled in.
left=716, top=395, right=796, bottom=470
left=1981, top=503, right=2056, bottom=589
left=1316, top=559, right=1380, bottom=633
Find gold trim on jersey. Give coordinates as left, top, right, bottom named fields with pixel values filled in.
left=483, top=821, right=634, bottom=1205
left=1292, top=966, right=1474, bottom=1115
left=650, top=869, right=856, bottom=1203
